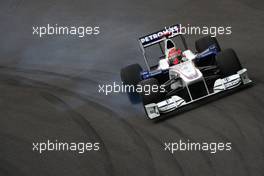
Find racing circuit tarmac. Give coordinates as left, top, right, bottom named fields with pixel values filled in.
left=0, top=0, right=264, bottom=176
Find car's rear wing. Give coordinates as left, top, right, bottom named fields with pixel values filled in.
left=139, top=24, right=181, bottom=48
left=139, top=24, right=188, bottom=71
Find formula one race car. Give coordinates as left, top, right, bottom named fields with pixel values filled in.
left=121, top=24, right=252, bottom=119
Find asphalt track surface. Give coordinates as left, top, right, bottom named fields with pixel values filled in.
left=0, top=0, right=264, bottom=176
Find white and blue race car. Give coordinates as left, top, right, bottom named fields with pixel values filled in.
left=121, top=24, right=252, bottom=119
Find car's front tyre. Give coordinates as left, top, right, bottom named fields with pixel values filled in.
left=216, top=48, right=242, bottom=77
left=120, top=64, right=143, bottom=103
left=120, top=64, right=142, bottom=86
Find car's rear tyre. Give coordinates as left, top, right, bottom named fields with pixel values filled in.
left=216, top=48, right=242, bottom=77
left=121, top=64, right=142, bottom=86
left=195, top=36, right=221, bottom=53
left=138, top=78, right=163, bottom=105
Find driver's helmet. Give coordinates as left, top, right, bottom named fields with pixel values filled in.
left=166, top=39, right=182, bottom=65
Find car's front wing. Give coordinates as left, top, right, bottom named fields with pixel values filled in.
left=145, top=68, right=252, bottom=119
